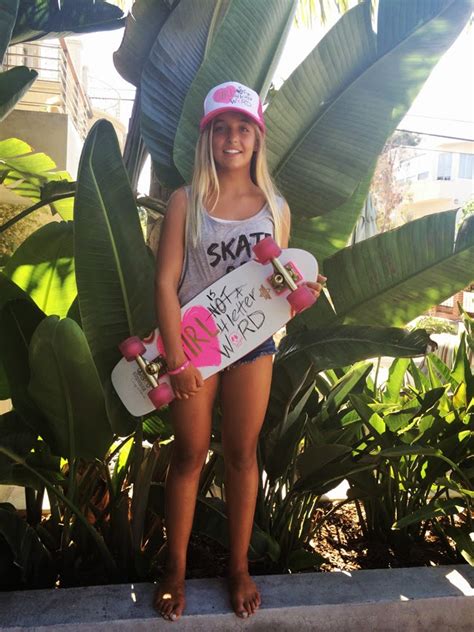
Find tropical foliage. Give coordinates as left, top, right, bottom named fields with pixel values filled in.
left=0, top=0, right=473, bottom=587
left=0, top=0, right=124, bottom=121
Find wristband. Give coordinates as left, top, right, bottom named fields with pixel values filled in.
left=167, top=359, right=191, bottom=375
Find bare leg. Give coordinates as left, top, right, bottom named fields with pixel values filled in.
left=154, top=374, right=219, bottom=621
left=220, top=356, right=273, bottom=618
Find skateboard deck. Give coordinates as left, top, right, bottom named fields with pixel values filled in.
left=112, top=247, right=318, bottom=416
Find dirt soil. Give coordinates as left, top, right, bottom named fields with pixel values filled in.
left=179, top=501, right=465, bottom=580
left=310, top=502, right=463, bottom=572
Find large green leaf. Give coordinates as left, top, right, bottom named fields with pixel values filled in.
left=0, top=411, right=61, bottom=489
left=74, top=120, right=155, bottom=378
left=113, top=0, right=176, bottom=86
left=0, top=411, right=36, bottom=485
left=0, top=294, right=46, bottom=430
left=140, top=0, right=225, bottom=188
left=278, top=325, right=433, bottom=370
left=0, top=138, right=74, bottom=219
left=74, top=120, right=155, bottom=434
left=0, top=273, right=39, bottom=400
left=290, top=170, right=375, bottom=264
left=28, top=316, right=112, bottom=460
left=0, top=67, right=38, bottom=122
left=0, top=363, right=9, bottom=400
left=0, top=0, right=18, bottom=61
left=174, top=0, right=298, bottom=181
left=11, top=0, right=124, bottom=44
left=5, top=222, right=76, bottom=318
left=325, top=211, right=474, bottom=326
left=265, top=0, right=472, bottom=216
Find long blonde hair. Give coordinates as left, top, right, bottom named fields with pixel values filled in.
left=186, top=121, right=287, bottom=248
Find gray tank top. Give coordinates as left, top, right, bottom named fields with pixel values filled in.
left=178, top=189, right=278, bottom=305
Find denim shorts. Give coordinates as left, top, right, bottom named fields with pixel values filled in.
left=224, top=337, right=277, bottom=371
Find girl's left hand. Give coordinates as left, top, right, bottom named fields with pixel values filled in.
left=305, top=274, right=327, bottom=300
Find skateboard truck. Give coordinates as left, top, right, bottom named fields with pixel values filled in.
left=268, top=259, right=301, bottom=294
left=253, top=237, right=316, bottom=313
left=118, top=338, right=174, bottom=408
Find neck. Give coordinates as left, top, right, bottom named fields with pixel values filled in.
left=216, top=168, right=254, bottom=195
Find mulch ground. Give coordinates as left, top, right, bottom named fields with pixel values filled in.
left=179, top=501, right=465, bottom=580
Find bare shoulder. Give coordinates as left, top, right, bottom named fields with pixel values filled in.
left=281, top=198, right=291, bottom=218
left=166, top=187, right=188, bottom=217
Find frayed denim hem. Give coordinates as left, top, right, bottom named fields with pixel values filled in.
left=223, top=350, right=275, bottom=371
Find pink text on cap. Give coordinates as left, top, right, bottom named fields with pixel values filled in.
left=200, top=81, right=265, bottom=132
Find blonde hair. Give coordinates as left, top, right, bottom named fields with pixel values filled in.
left=186, top=121, right=288, bottom=248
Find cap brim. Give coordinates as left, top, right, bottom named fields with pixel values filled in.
left=199, top=106, right=265, bottom=132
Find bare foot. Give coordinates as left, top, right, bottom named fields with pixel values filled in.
left=153, top=573, right=185, bottom=621
left=228, top=571, right=261, bottom=618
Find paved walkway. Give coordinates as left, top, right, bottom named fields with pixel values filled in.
left=0, top=565, right=472, bottom=631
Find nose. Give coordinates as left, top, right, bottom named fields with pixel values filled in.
left=226, top=127, right=239, bottom=143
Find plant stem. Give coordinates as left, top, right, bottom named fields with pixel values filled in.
left=0, top=193, right=74, bottom=233
left=0, top=446, right=117, bottom=574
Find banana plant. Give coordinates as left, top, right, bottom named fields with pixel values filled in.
left=0, top=0, right=124, bottom=122
left=10, top=0, right=125, bottom=44
left=0, top=1, right=37, bottom=122
left=113, top=0, right=474, bottom=348
left=0, top=139, right=75, bottom=223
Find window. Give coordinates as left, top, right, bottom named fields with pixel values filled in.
left=417, top=171, right=429, bottom=180
left=463, top=292, right=474, bottom=313
left=437, top=153, right=452, bottom=180
left=458, top=154, right=474, bottom=180
left=440, top=296, right=454, bottom=308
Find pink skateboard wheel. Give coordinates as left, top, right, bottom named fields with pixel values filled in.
left=253, top=236, right=281, bottom=264
left=119, top=336, right=146, bottom=361
left=287, top=285, right=316, bottom=313
left=149, top=383, right=175, bottom=409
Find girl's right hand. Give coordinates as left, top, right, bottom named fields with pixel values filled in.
left=169, top=364, right=204, bottom=400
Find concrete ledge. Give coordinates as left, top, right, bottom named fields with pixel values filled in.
left=1, top=565, right=473, bottom=631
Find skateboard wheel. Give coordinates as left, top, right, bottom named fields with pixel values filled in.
left=119, top=336, right=146, bottom=361
left=253, top=236, right=281, bottom=264
left=149, top=383, right=175, bottom=409
left=287, top=285, right=316, bottom=313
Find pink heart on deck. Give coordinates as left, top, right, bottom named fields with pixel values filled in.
left=157, top=306, right=221, bottom=369
left=213, top=85, right=237, bottom=103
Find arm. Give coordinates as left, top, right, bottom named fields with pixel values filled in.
left=281, top=200, right=326, bottom=299
left=155, top=188, right=203, bottom=397
left=280, top=200, right=291, bottom=249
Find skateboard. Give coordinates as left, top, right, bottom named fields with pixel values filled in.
left=111, top=237, right=318, bottom=416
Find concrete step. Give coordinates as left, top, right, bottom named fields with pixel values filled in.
left=0, top=565, right=472, bottom=631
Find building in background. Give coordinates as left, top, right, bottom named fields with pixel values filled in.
left=393, top=132, right=474, bottom=325
left=396, top=137, right=473, bottom=221
left=1, top=38, right=127, bottom=179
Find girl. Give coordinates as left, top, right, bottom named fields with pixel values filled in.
left=153, top=81, right=324, bottom=621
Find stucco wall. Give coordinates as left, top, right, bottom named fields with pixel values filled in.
left=0, top=110, right=68, bottom=169
left=0, top=109, right=85, bottom=178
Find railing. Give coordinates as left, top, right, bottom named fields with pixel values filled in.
left=4, top=39, right=93, bottom=139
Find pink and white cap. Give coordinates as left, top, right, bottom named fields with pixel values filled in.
left=200, top=81, right=265, bottom=132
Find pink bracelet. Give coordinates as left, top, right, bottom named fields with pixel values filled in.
left=167, top=359, right=191, bottom=375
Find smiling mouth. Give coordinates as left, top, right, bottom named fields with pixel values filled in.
left=223, top=149, right=242, bottom=154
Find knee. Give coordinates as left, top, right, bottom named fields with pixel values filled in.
left=171, top=447, right=208, bottom=476
left=224, top=447, right=257, bottom=473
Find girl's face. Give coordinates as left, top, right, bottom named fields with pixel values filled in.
left=210, top=111, right=259, bottom=171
